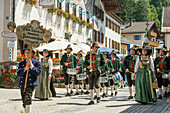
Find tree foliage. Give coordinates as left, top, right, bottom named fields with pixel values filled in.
left=117, top=0, right=170, bottom=31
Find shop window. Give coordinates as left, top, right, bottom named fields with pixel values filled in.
left=134, top=35, right=141, bottom=40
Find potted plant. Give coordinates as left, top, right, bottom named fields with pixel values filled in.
left=30, top=0, right=38, bottom=6
left=75, top=17, right=81, bottom=24
left=81, top=20, right=87, bottom=27
left=57, top=9, right=63, bottom=16
left=52, top=58, right=60, bottom=65
left=87, top=23, right=94, bottom=29
left=48, top=6, right=58, bottom=14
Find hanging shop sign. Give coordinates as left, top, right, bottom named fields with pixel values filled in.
left=16, top=20, right=51, bottom=47
left=39, top=0, right=55, bottom=7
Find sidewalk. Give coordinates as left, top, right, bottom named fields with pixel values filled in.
left=0, top=87, right=169, bottom=113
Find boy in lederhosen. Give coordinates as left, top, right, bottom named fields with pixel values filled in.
left=60, top=44, right=77, bottom=96
left=110, top=50, right=121, bottom=96
left=84, top=42, right=105, bottom=105
left=75, top=50, right=85, bottom=95
left=154, top=47, right=169, bottom=99
left=123, top=47, right=137, bottom=99
left=17, top=46, right=42, bottom=113
left=101, top=52, right=113, bottom=98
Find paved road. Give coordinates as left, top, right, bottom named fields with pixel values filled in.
left=0, top=87, right=170, bottom=113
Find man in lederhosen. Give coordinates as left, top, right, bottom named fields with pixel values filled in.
left=101, top=52, right=113, bottom=98
left=75, top=50, right=84, bottom=95
left=123, top=47, right=137, bottom=99
left=154, top=47, right=169, bottom=99
left=84, top=42, right=105, bottom=105
left=110, top=50, right=121, bottom=96
left=60, top=44, right=77, bottom=96
left=17, top=46, right=42, bottom=113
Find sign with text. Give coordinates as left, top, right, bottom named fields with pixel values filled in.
left=1, top=32, right=17, bottom=38
left=7, top=40, right=15, bottom=48
left=39, top=0, right=55, bottom=6
left=16, top=20, right=51, bottom=47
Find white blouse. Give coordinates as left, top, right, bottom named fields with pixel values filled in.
left=48, top=58, right=53, bottom=74
left=134, top=56, right=155, bottom=72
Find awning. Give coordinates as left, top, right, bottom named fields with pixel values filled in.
left=35, top=40, right=90, bottom=53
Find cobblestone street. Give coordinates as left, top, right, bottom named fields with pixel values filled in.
left=0, top=87, right=170, bottom=113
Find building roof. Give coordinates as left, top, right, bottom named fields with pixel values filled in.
left=121, top=21, right=155, bottom=34
left=162, top=7, right=170, bottom=33
left=101, top=0, right=121, bottom=13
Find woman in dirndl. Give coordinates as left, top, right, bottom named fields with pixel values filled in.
left=134, top=38, right=157, bottom=104
left=35, top=49, right=53, bottom=100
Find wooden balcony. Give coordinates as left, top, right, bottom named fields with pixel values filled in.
left=101, top=0, right=121, bottom=13
left=149, top=41, right=159, bottom=47
left=148, top=31, right=157, bottom=38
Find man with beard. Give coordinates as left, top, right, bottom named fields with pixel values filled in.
left=123, top=47, right=137, bottom=99
left=154, top=47, right=169, bottom=99
left=60, top=44, right=77, bottom=96
left=84, top=42, right=105, bottom=105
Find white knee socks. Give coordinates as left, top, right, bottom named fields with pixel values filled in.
left=115, top=85, right=118, bottom=92
left=76, top=85, right=79, bottom=92
left=111, top=86, right=113, bottom=94
left=90, top=89, right=94, bottom=101
left=133, top=85, right=136, bottom=94
left=96, top=88, right=100, bottom=97
left=129, top=87, right=132, bottom=96
left=66, top=85, right=69, bottom=93
left=25, top=105, right=31, bottom=113
left=159, top=88, right=162, bottom=95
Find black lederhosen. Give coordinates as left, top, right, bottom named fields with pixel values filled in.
left=100, top=75, right=109, bottom=87
left=20, top=86, right=35, bottom=108
left=126, top=73, right=135, bottom=87
left=120, top=71, right=125, bottom=81
left=89, top=70, right=100, bottom=89
left=64, top=73, right=72, bottom=85
left=157, top=73, right=169, bottom=88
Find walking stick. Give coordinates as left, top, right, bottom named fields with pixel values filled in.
left=90, top=41, right=92, bottom=72
left=24, top=46, right=32, bottom=92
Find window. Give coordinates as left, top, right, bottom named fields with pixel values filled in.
left=118, top=43, right=120, bottom=50
left=105, top=37, right=107, bottom=47
left=109, top=38, right=111, bottom=48
left=106, top=17, right=108, bottom=27
left=112, top=21, right=114, bottom=31
left=98, top=31, right=100, bottom=43
left=98, top=8, right=101, bottom=19
left=86, top=11, right=89, bottom=23
left=115, top=24, right=117, bottom=33
left=115, top=41, right=117, bottom=49
left=57, top=0, right=62, bottom=9
left=79, top=7, right=82, bottom=20
left=65, top=2, right=69, bottom=13
left=114, top=23, right=117, bottom=32
left=101, top=33, right=104, bottom=43
left=73, top=3, right=76, bottom=16
left=134, top=35, right=141, bottom=40
left=118, top=26, right=120, bottom=34
left=112, top=40, right=114, bottom=49
left=109, top=19, right=111, bottom=29
left=93, top=30, right=97, bottom=42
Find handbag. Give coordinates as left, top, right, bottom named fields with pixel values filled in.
left=152, top=82, right=158, bottom=89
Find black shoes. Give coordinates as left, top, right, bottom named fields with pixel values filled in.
left=65, top=93, right=71, bottom=97
left=81, top=90, right=84, bottom=95
left=115, top=92, right=118, bottom=96
left=134, top=94, right=136, bottom=98
left=84, top=91, right=90, bottom=94
left=120, top=86, right=123, bottom=88
left=102, top=93, right=106, bottom=98
left=128, top=96, right=133, bottom=99
left=75, top=92, right=79, bottom=95
left=105, top=94, right=108, bottom=98
left=158, top=95, right=163, bottom=99
left=94, top=95, right=97, bottom=99
left=70, top=90, right=73, bottom=95
left=97, top=97, right=100, bottom=103
left=88, top=101, right=94, bottom=105
left=111, top=93, right=113, bottom=97
left=163, top=92, right=168, bottom=98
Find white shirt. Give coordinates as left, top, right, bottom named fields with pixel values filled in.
left=134, top=56, right=155, bottom=72
left=48, top=58, right=53, bottom=74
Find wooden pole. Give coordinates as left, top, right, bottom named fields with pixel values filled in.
left=24, top=46, right=32, bottom=92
